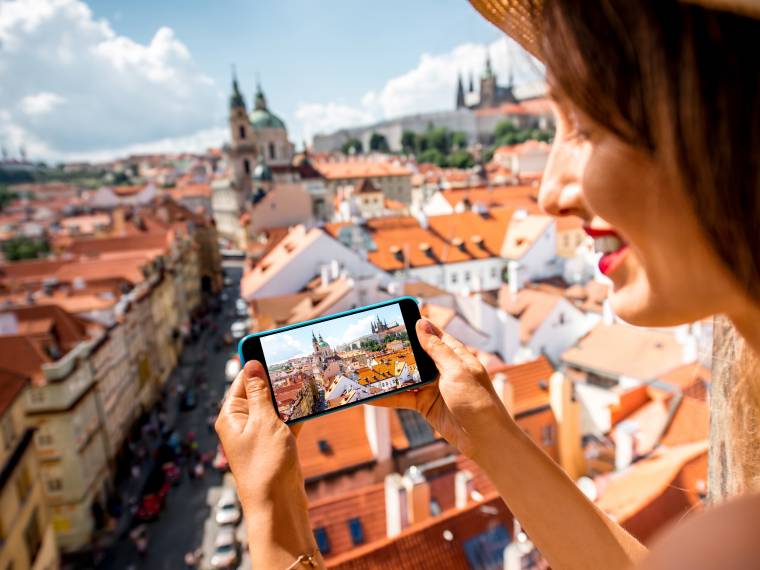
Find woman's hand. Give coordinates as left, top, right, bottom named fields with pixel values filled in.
left=215, top=360, right=303, bottom=507
left=215, top=360, right=322, bottom=568
left=373, top=318, right=514, bottom=459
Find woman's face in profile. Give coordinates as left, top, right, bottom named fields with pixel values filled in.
left=538, top=92, right=741, bottom=327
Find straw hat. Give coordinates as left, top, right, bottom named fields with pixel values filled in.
left=469, top=0, right=760, bottom=61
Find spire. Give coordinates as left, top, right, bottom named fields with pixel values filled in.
left=483, top=49, right=494, bottom=79
left=455, top=72, right=466, bottom=109
left=468, top=72, right=475, bottom=93
left=230, top=64, right=246, bottom=110
left=254, top=80, right=267, bottom=111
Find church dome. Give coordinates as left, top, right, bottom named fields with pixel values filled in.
left=249, top=108, right=286, bottom=130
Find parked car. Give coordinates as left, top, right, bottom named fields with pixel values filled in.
left=162, top=462, right=181, bottom=486
left=215, top=489, right=241, bottom=526
left=230, top=321, right=247, bottom=341
left=213, top=444, right=229, bottom=471
left=180, top=389, right=197, bottom=411
left=224, top=357, right=241, bottom=383
left=210, top=528, right=239, bottom=569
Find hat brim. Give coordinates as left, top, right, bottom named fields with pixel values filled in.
left=468, top=0, right=544, bottom=61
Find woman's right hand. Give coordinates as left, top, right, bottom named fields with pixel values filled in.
left=374, top=318, right=514, bottom=458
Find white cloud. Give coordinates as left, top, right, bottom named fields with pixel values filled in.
left=0, top=0, right=224, bottom=161
left=340, top=315, right=375, bottom=344
left=296, top=36, right=545, bottom=140
left=19, top=92, right=66, bottom=116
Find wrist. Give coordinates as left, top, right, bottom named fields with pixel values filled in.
left=466, top=406, right=521, bottom=466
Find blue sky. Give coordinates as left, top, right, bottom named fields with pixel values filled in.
left=0, top=0, right=542, bottom=161
left=261, top=304, right=404, bottom=365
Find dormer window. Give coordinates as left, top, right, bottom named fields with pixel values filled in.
left=317, top=439, right=332, bottom=454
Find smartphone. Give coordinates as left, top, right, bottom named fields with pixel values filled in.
left=238, top=296, right=438, bottom=424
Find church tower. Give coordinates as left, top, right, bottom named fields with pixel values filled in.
left=228, top=69, right=256, bottom=194
left=479, top=50, right=498, bottom=109
left=455, top=73, right=466, bottom=109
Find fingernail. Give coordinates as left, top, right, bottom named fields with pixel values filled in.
left=418, top=318, right=442, bottom=338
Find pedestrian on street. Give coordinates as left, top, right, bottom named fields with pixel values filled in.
left=206, top=413, right=215, bottom=433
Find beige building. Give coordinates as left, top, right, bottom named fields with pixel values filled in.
left=0, top=370, right=59, bottom=570
left=314, top=159, right=413, bottom=205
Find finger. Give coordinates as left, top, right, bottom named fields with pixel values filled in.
left=242, top=360, right=276, bottom=416
left=439, top=331, right=483, bottom=371
left=369, top=390, right=419, bottom=410
left=416, top=319, right=465, bottom=373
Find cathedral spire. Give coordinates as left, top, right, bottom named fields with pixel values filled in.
left=456, top=72, right=466, bottom=109
left=468, top=71, right=475, bottom=93
left=483, top=49, right=494, bottom=79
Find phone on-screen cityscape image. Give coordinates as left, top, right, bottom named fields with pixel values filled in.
left=238, top=296, right=438, bottom=424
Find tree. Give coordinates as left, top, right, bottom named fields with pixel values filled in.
left=341, top=138, right=363, bottom=155
left=369, top=133, right=390, bottom=153
left=448, top=149, right=475, bottom=169
left=418, top=148, right=447, bottom=167
left=426, top=126, right=452, bottom=155
left=401, top=130, right=417, bottom=154
left=2, top=236, right=50, bottom=261
left=451, top=131, right=468, bottom=150
left=0, top=186, right=19, bottom=211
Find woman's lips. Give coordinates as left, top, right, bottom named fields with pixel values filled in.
left=583, top=226, right=629, bottom=276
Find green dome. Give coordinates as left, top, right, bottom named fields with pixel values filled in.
left=319, top=340, right=329, bottom=347
left=249, top=108, right=286, bottom=130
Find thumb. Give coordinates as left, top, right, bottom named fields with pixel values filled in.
left=416, top=319, right=462, bottom=372
left=242, top=360, right=276, bottom=416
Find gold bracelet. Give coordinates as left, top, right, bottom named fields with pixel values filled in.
left=285, top=551, right=318, bottom=570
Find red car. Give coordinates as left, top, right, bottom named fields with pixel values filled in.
left=136, top=482, right=170, bottom=521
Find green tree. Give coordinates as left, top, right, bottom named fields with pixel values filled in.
left=341, top=137, right=363, bottom=155
left=418, top=148, right=447, bottom=167
left=369, top=133, right=390, bottom=153
left=427, top=126, right=452, bottom=155
left=494, top=119, right=520, bottom=141
left=448, top=149, right=475, bottom=169
left=451, top=131, right=468, bottom=150
left=401, top=130, right=417, bottom=154
left=0, top=186, right=19, bottom=211
left=2, top=236, right=50, bottom=261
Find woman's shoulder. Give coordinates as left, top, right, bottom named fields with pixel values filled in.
left=639, top=492, right=760, bottom=570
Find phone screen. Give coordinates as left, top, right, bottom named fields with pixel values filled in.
left=258, top=301, right=427, bottom=422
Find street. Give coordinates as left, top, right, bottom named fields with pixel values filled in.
left=101, top=263, right=243, bottom=570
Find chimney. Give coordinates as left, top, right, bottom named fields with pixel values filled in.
left=614, top=420, right=638, bottom=471
left=492, top=372, right=513, bottom=415
left=403, top=466, right=431, bottom=526
left=507, top=260, right=522, bottom=294
left=384, top=473, right=407, bottom=537
left=330, top=258, right=341, bottom=280
left=320, top=264, right=331, bottom=288
left=364, top=406, right=392, bottom=465
left=549, top=372, right=586, bottom=479
left=113, top=208, right=126, bottom=236
left=454, top=470, right=474, bottom=509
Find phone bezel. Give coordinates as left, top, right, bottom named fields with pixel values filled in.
left=237, top=296, right=438, bottom=425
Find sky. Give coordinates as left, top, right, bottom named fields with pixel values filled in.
left=0, top=0, right=543, bottom=163
left=260, top=304, right=404, bottom=365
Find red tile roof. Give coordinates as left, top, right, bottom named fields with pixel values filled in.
left=488, top=356, right=555, bottom=415
left=0, top=368, right=29, bottom=417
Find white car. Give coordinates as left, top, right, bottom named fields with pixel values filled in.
left=210, top=528, right=238, bottom=569
left=215, top=490, right=242, bottom=526
left=235, top=298, right=247, bottom=312
left=230, top=321, right=247, bottom=341
left=224, top=357, right=241, bottom=383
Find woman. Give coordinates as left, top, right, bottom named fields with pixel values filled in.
left=215, top=1, right=760, bottom=568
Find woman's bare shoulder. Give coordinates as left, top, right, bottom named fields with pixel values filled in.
left=638, top=492, right=760, bottom=570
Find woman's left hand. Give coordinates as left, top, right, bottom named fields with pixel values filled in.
left=215, top=360, right=304, bottom=508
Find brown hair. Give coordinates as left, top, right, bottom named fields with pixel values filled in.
left=540, top=0, right=760, bottom=493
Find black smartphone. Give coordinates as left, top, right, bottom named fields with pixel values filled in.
left=238, top=296, right=438, bottom=424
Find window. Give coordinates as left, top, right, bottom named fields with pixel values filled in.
left=462, top=524, right=510, bottom=570
left=243, top=159, right=251, bottom=175
left=430, top=499, right=442, bottom=516
left=563, top=235, right=570, bottom=247
left=314, top=527, right=330, bottom=554
left=238, top=125, right=246, bottom=140
left=16, top=466, right=32, bottom=502
left=24, top=509, right=42, bottom=566
left=490, top=266, right=498, bottom=279
left=464, top=271, right=471, bottom=282
left=36, top=432, right=53, bottom=448
left=269, top=142, right=276, bottom=159
left=1, top=416, right=16, bottom=451
left=47, top=478, right=63, bottom=493
left=451, top=273, right=458, bottom=284
left=542, top=424, right=555, bottom=446
left=347, top=517, right=364, bottom=545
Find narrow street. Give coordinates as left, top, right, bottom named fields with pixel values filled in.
left=102, top=263, right=243, bottom=570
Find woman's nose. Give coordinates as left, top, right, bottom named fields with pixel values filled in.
left=538, top=143, right=592, bottom=221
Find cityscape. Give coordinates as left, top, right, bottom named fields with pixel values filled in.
left=0, top=1, right=720, bottom=570
left=262, top=306, right=421, bottom=421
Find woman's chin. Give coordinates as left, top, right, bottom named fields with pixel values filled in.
left=609, top=281, right=693, bottom=328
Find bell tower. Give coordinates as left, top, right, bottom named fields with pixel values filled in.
left=228, top=67, right=256, bottom=194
